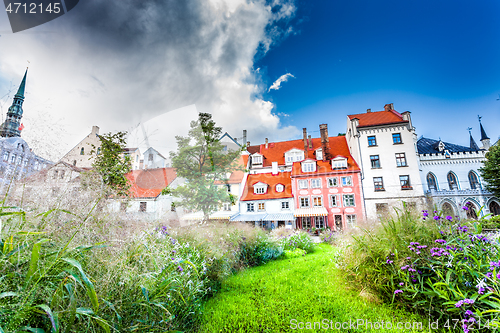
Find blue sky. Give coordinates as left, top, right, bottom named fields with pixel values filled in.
left=0, top=0, right=499, bottom=160
left=259, top=0, right=500, bottom=144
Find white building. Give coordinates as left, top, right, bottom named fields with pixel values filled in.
left=60, top=126, right=101, bottom=168
left=418, top=128, right=500, bottom=218
left=142, top=147, right=167, bottom=169
left=123, top=148, right=141, bottom=170
left=346, top=104, right=426, bottom=220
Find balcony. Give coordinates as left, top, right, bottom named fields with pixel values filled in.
left=425, top=188, right=491, bottom=197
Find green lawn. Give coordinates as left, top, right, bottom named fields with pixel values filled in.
left=200, top=244, right=431, bottom=332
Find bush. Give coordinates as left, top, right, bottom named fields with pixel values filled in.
left=343, top=205, right=500, bottom=332
left=319, top=228, right=337, bottom=244
left=279, top=230, right=315, bottom=253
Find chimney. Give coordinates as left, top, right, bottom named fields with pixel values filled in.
left=366, top=108, right=371, bottom=113
left=265, top=138, right=268, bottom=149
left=247, top=141, right=250, bottom=147
left=243, top=130, right=247, bottom=146
left=272, top=161, right=278, bottom=175
left=303, top=128, right=308, bottom=153
left=92, top=126, right=99, bottom=135
left=319, top=124, right=330, bottom=161
left=308, top=135, right=312, bottom=149
left=384, top=103, right=394, bottom=111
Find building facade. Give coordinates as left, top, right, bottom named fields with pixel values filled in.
left=346, top=104, right=426, bottom=220
left=60, top=126, right=101, bottom=168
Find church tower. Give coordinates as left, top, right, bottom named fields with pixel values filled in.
left=0, top=69, right=27, bottom=138
left=479, top=115, right=490, bottom=150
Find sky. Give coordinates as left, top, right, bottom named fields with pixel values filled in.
left=0, top=0, right=499, bottom=160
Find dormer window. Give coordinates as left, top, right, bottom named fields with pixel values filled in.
left=316, top=149, right=323, bottom=160
left=276, top=184, right=284, bottom=192
left=252, top=154, right=263, bottom=165
left=285, top=149, right=305, bottom=165
left=301, top=161, right=316, bottom=173
left=253, top=182, right=268, bottom=194
left=332, top=157, right=348, bottom=169
left=438, top=141, right=445, bottom=152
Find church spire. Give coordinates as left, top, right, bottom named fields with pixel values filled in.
left=0, top=69, right=27, bottom=138
left=469, top=127, right=479, bottom=151
left=478, top=115, right=491, bottom=150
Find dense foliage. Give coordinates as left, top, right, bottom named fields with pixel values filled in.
left=170, top=113, right=241, bottom=221
left=91, top=131, right=131, bottom=197
left=343, top=206, right=500, bottom=333
left=480, top=144, right=500, bottom=199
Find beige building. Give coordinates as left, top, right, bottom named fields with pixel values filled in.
left=60, top=126, right=101, bottom=168
left=123, top=148, right=141, bottom=170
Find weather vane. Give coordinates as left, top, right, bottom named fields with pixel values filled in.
left=478, top=115, right=482, bottom=123
left=468, top=127, right=472, bottom=135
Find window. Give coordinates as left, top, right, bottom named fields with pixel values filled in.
left=285, top=150, right=304, bottom=164
left=73, top=160, right=77, bottom=166
left=316, top=149, right=322, bottom=160
left=302, top=162, right=316, bottom=172
left=311, top=179, right=321, bottom=188
left=2, top=152, right=8, bottom=161
left=276, top=184, right=284, bottom=192
left=80, top=148, right=84, bottom=155
left=332, top=158, right=348, bottom=169
left=16, top=156, right=21, bottom=165
left=253, top=154, right=263, bottom=164
left=225, top=184, right=231, bottom=192
left=60, top=170, right=65, bottom=179
left=427, top=173, right=437, bottom=190
left=327, top=177, right=338, bottom=187
left=298, top=180, right=308, bottom=189
left=23, top=160, right=28, bottom=167
left=468, top=171, right=480, bottom=190
left=329, top=195, right=338, bottom=207
left=120, top=202, right=127, bottom=212
left=247, top=203, right=255, bottom=212
left=313, top=196, right=323, bottom=207
left=343, top=194, right=355, bottom=207
left=53, top=170, right=58, bottom=179
left=300, top=197, right=310, bottom=208
left=254, top=184, right=267, bottom=194
left=281, top=201, right=289, bottom=210
left=373, top=177, right=384, bottom=191
left=346, top=215, right=357, bottom=227
left=314, top=216, right=325, bottom=229
left=223, top=203, right=231, bottom=211
left=148, top=154, right=153, bottom=161
left=10, top=154, right=16, bottom=163
left=258, top=202, right=265, bottom=211
left=302, top=217, right=311, bottom=229
left=400, top=175, right=412, bottom=189
left=368, top=136, right=377, bottom=146
left=447, top=172, right=458, bottom=190
left=392, top=133, right=402, bottom=144
left=341, top=176, right=352, bottom=186
left=395, top=153, right=407, bottom=167
left=139, top=202, right=147, bottom=212
left=370, top=155, right=380, bottom=168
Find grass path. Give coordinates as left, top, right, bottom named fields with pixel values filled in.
left=200, top=244, right=431, bottom=332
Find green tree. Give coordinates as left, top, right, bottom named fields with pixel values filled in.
left=480, top=145, right=500, bottom=198
left=170, top=113, right=242, bottom=221
left=89, top=131, right=131, bottom=197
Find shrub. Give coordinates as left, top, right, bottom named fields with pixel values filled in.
left=319, top=228, right=337, bottom=244
left=279, top=230, right=315, bottom=253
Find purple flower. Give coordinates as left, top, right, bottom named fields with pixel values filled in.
left=464, top=310, right=473, bottom=317
left=178, top=266, right=183, bottom=272
left=433, top=216, right=440, bottom=220
left=394, top=289, right=403, bottom=294
left=455, top=300, right=464, bottom=308
left=462, top=206, right=469, bottom=211
left=486, top=272, right=492, bottom=278
left=445, top=215, right=452, bottom=220
left=410, top=242, right=420, bottom=246
left=435, top=239, right=447, bottom=244
left=399, top=282, right=404, bottom=286
left=386, top=259, right=394, bottom=264
left=422, top=211, right=429, bottom=217
left=406, top=257, right=411, bottom=260
left=497, top=273, right=500, bottom=280
left=478, top=287, right=485, bottom=295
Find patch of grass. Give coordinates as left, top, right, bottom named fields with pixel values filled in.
left=200, top=244, right=430, bottom=332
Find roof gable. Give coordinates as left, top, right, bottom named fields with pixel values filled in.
left=126, top=167, right=177, bottom=198
left=348, top=110, right=407, bottom=128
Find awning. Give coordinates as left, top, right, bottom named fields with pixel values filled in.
left=263, top=213, right=295, bottom=221
left=293, top=207, right=328, bottom=217
left=210, top=211, right=236, bottom=220
left=180, top=211, right=236, bottom=221
left=230, top=213, right=267, bottom=222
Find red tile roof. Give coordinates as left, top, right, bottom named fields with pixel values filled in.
left=348, top=110, right=407, bottom=128
left=214, top=154, right=249, bottom=185
left=126, top=167, right=177, bottom=198
left=240, top=171, right=292, bottom=201
left=247, top=136, right=357, bottom=169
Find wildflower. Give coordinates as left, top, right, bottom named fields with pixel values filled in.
left=486, top=272, right=492, bottom=278
left=446, top=261, right=452, bottom=268
left=417, top=245, right=427, bottom=249
left=478, top=287, right=485, bottom=295
left=435, top=239, right=446, bottom=244
left=497, top=273, right=500, bottom=280
left=178, top=266, right=183, bottom=272
left=464, top=310, right=473, bottom=317
left=446, top=215, right=452, bottom=220
left=399, top=282, right=404, bottom=286
left=462, top=206, right=469, bottom=211
left=410, top=242, right=420, bottom=246
left=465, top=281, right=471, bottom=287
left=422, top=211, right=429, bottom=217
left=386, top=259, right=394, bottom=264
left=455, top=300, right=464, bottom=308
left=433, top=216, right=440, bottom=220
left=394, top=289, right=403, bottom=294
left=406, top=257, right=411, bottom=260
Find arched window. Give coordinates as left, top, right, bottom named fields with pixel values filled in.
left=427, top=173, right=437, bottom=191
left=80, top=148, right=84, bottom=155
left=465, top=201, right=477, bottom=219
left=73, top=160, right=77, bottom=166
left=490, top=201, right=500, bottom=216
left=447, top=172, right=458, bottom=190
left=442, top=202, right=454, bottom=216
left=468, top=171, right=480, bottom=190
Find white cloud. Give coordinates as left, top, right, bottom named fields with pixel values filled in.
left=0, top=0, right=298, bottom=160
left=268, top=73, right=295, bottom=91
